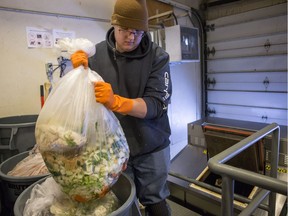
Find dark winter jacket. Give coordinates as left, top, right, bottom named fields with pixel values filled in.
left=89, top=27, right=172, bottom=157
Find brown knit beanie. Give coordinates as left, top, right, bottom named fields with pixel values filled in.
left=111, top=0, right=148, bottom=32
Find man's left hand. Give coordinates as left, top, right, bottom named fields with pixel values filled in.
left=95, top=82, right=133, bottom=114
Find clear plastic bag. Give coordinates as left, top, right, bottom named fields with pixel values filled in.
left=23, top=177, right=119, bottom=216
left=35, top=38, right=129, bottom=202
left=8, top=145, right=49, bottom=177
left=8, top=154, right=48, bottom=177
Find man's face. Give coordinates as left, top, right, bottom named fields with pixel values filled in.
left=114, top=26, right=144, bottom=53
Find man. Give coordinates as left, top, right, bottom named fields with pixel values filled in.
left=71, top=0, right=172, bottom=215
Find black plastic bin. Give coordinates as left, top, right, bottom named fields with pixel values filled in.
left=0, top=115, right=38, bottom=163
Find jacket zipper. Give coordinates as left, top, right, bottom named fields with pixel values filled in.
left=113, top=48, right=117, bottom=61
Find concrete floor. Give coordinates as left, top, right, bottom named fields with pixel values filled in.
left=139, top=199, right=201, bottom=216
left=166, top=199, right=201, bottom=216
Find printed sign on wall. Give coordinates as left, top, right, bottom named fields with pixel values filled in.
left=26, top=27, right=53, bottom=48
left=53, top=29, right=75, bottom=46
left=26, top=27, right=75, bottom=48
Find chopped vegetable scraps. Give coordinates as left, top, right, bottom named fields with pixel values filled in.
left=24, top=176, right=120, bottom=216
left=36, top=125, right=87, bottom=154
left=36, top=124, right=129, bottom=202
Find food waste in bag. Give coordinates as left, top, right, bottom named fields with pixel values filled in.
left=23, top=176, right=120, bottom=216
left=35, top=38, right=129, bottom=202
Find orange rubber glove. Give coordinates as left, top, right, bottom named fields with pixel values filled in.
left=95, top=82, right=133, bottom=114
left=70, top=50, right=88, bottom=69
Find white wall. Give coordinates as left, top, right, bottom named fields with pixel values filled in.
left=166, top=6, right=202, bottom=157
left=0, top=0, right=115, bottom=20
left=168, top=62, right=201, bottom=158
left=0, top=0, right=115, bottom=117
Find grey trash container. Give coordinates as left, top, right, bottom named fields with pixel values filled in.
left=0, top=151, right=49, bottom=215
left=14, top=172, right=141, bottom=216
left=0, top=115, right=38, bottom=163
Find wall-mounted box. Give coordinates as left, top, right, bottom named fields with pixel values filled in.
left=165, top=25, right=200, bottom=63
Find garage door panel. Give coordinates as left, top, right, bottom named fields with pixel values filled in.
left=208, top=111, right=287, bottom=126
left=206, top=3, right=287, bottom=27
left=205, top=2, right=287, bottom=125
left=207, top=55, right=287, bottom=72
left=207, top=15, right=287, bottom=42
left=207, top=72, right=287, bottom=91
left=207, top=72, right=287, bottom=82
left=207, top=91, right=287, bottom=109
left=207, top=43, right=286, bottom=59
left=207, top=104, right=287, bottom=119
left=207, top=33, right=286, bottom=52
left=207, top=83, right=287, bottom=92
left=207, top=104, right=287, bottom=125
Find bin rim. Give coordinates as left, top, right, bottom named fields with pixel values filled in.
left=0, top=122, right=36, bottom=128
left=0, top=115, right=38, bottom=128
left=110, top=172, right=136, bottom=216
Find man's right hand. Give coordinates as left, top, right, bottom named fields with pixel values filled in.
left=70, top=50, right=88, bottom=69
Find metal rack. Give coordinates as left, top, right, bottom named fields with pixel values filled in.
left=168, top=118, right=287, bottom=216
left=208, top=123, right=287, bottom=216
